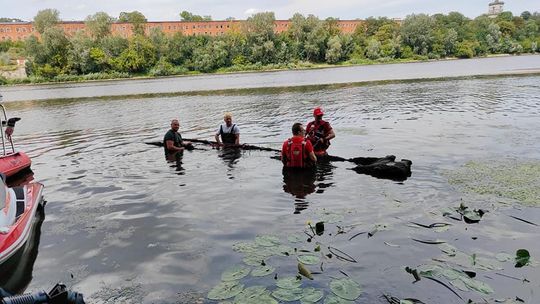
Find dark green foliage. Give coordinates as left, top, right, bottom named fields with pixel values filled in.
left=12, top=9, right=539, bottom=82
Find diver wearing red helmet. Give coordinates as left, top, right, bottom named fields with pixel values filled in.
left=305, top=107, right=335, bottom=157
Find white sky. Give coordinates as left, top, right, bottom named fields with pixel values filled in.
left=0, top=0, right=538, bottom=21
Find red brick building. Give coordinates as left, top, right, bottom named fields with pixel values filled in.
left=0, top=20, right=362, bottom=41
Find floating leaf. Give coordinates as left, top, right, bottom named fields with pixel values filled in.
left=460, top=276, right=493, bottom=294
left=271, top=287, right=304, bottom=302
left=255, top=235, right=281, bottom=247
left=298, top=255, right=320, bottom=265
left=298, top=263, right=313, bottom=280
left=329, top=278, right=362, bottom=301
left=207, top=281, right=244, bottom=300
left=232, top=242, right=258, bottom=253
left=251, top=265, right=275, bottom=277
left=233, top=286, right=277, bottom=304
left=222, top=265, right=251, bottom=281
left=301, top=287, right=324, bottom=304
left=323, top=294, right=355, bottom=304
left=276, top=277, right=302, bottom=289
left=495, top=252, right=513, bottom=262
left=515, top=249, right=530, bottom=268
left=243, top=255, right=266, bottom=266
left=438, top=243, right=457, bottom=256
left=288, top=233, right=305, bottom=243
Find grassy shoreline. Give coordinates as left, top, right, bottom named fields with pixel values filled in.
left=2, top=54, right=535, bottom=87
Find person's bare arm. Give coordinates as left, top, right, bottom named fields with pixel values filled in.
left=166, top=140, right=184, bottom=152
left=325, top=129, right=335, bottom=141
left=215, top=134, right=222, bottom=145
left=308, top=151, right=317, bottom=163
left=234, top=134, right=240, bottom=145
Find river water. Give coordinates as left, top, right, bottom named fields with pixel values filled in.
left=2, top=72, right=540, bottom=303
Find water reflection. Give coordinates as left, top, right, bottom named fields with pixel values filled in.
left=165, top=151, right=185, bottom=175
left=0, top=204, right=44, bottom=294
left=282, top=161, right=335, bottom=213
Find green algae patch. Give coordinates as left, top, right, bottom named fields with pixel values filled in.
left=447, top=161, right=540, bottom=207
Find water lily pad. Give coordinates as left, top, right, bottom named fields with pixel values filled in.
left=234, top=286, right=274, bottom=304
left=316, top=209, right=344, bottom=223
left=255, top=235, right=281, bottom=247
left=460, top=276, right=493, bottom=294
left=496, top=252, right=513, bottom=262
left=276, top=277, right=302, bottom=289
left=449, top=279, right=469, bottom=291
left=207, top=281, right=244, bottom=300
left=288, top=233, right=305, bottom=243
left=301, top=287, right=324, bottom=304
left=323, top=294, right=355, bottom=304
left=271, top=287, right=304, bottom=302
left=298, top=255, right=320, bottom=265
left=232, top=242, right=258, bottom=253
left=329, top=278, right=362, bottom=301
left=515, top=249, right=530, bottom=268
left=438, top=243, right=457, bottom=256
left=251, top=265, right=275, bottom=277
left=221, top=265, right=251, bottom=281
left=243, top=255, right=266, bottom=266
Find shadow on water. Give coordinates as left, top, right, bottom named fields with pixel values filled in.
left=216, top=147, right=242, bottom=179
left=165, top=151, right=185, bottom=175
left=0, top=202, right=45, bottom=295
left=282, top=161, right=335, bottom=214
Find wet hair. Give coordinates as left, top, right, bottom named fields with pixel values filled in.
left=292, top=123, right=303, bottom=135
left=224, top=112, right=232, bottom=119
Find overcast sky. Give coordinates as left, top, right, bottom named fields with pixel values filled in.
left=1, top=0, right=538, bottom=21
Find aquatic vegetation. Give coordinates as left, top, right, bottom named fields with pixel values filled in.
left=207, top=280, right=244, bottom=300
left=329, top=278, right=362, bottom=301
left=447, top=161, right=540, bottom=207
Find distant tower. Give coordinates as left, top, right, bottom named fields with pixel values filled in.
left=488, top=0, right=504, bottom=17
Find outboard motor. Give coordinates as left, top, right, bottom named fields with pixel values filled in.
left=0, top=283, right=85, bottom=304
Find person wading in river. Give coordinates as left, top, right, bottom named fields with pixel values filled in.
left=306, top=107, right=335, bottom=157
left=215, top=112, right=240, bottom=146
left=163, top=119, right=192, bottom=154
left=282, top=123, right=317, bottom=169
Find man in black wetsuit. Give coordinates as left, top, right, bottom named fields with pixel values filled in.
left=163, top=119, right=192, bottom=154
left=214, top=112, right=240, bottom=146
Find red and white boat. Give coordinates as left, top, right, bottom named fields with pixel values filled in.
left=0, top=175, right=44, bottom=267
left=0, top=99, right=32, bottom=178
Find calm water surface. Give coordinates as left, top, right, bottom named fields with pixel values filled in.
left=4, top=75, right=540, bottom=303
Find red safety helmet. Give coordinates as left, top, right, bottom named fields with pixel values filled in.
left=313, top=107, right=324, bottom=116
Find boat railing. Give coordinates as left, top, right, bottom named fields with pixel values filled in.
left=0, top=96, right=16, bottom=156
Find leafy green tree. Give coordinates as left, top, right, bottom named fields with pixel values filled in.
left=100, top=35, right=129, bottom=58
left=85, top=12, right=114, bottom=40
left=192, top=40, right=229, bottom=72
left=33, top=9, right=60, bottom=34
left=119, top=11, right=147, bottom=36
left=455, top=40, right=475, bottom=58
left=244, top=12, right=276, bottom=63
left=0, top=18, right=24, bottom=22
left=66, top=31, right=98, bottom=74
left=521, top=11, right=532, bottom=20
left=365, top=38, right=382, bottom=59
left=325, top=35, right=342, bottom=63
left=180, top=11, right=212, bottom=21
left=113, top=35, right=156, bottom=73
left=149, top=27, right=168, bottom=60
left=401, top=14, right=435, bottom=55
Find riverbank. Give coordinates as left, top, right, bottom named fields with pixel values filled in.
left=1, top=54, right=540, bottom=102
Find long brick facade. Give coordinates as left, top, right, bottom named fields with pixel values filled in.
left=0, top=20, right=362, bottom=41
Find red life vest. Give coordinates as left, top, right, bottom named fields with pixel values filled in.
left=287, top=138, right=306, bottom=168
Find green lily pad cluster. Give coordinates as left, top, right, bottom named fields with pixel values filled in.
left=416, top=264, right=493, bottom=295
left=208, top=274, right=361, bottom=303
left=446, top=160, right=540, bottom=207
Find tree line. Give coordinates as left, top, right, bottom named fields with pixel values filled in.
left=1, top=9, right=539, bottom=84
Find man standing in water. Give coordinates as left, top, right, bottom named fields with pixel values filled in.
left=306, top=107, right=335, bottom=157
left=282, top=123, right=317, bottom=168
left=215, top=112, right=240, bottom=146
left=163, top=119, right=192, bottom=154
